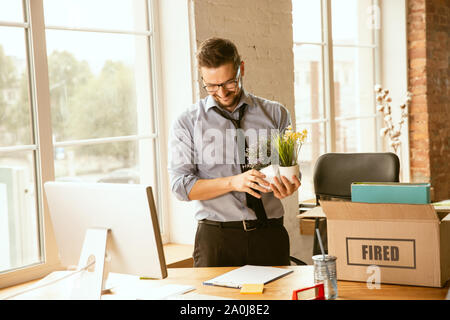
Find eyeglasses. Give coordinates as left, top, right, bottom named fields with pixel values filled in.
left=202, top=67, right=241, bottom=93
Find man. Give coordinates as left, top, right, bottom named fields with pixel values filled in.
left=168, top=37, right=301, bottom=267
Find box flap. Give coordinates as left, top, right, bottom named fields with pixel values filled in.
left=297, top=206, right=326, bottom=219
left=437, top=212, right=449, bottom=221
left=320, top=200, right=439, bottom=221
left=433, top=200, right=450, bottom=221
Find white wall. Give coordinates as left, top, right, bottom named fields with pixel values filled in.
left=380, top=0, right=409, bottom=181
left=157, top=0, right=197, bottom=244
left=193, top=0, right=295, bottom=108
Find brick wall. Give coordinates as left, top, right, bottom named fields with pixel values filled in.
left=192, top=0, right=295, bottom=112
left=407, top=0, right=450, bottom=201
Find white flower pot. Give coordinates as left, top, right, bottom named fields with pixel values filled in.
left=278, top=164, right=300, bottom=184
left=258, top=164, right=280, bottom=190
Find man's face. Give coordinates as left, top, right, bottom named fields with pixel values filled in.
left=201, top=62, right=243, bottom=110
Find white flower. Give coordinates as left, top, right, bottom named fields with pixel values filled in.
left=390, top=140, right=401, bottom=148
left=380, top=127, right=389, bottom=136
left=406, top=93, right=412, bottom=102
left=376, top=104, right=384, bottom=112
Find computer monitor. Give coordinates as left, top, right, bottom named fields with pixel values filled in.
left=44, top=181, right=167, bottom=282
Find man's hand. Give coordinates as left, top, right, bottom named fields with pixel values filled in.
left=270, top=175, right=301, bottom=199
left=230, top=169, right=270, bottom=199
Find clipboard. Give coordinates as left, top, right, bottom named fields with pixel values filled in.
left=203, top=265, right=293, bottom=289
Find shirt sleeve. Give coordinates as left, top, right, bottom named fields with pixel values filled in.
left=278, top=104, right=292, bottom=131
left=167, top=116, right=199, bottom=202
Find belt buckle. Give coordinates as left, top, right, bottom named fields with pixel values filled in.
left=242, top=220, right=256, bottom=232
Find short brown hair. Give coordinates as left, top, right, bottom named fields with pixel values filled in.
left=196, top=37, right=241, bottom=70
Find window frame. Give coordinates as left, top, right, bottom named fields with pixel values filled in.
left=0, top=0, right=60, bottom=289
left=293, top=0, right=382, bottom=153
left=0, top=0, right=167, bottom=289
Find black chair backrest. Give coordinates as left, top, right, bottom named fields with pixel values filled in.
left=313, top=152, right=400, bottom=203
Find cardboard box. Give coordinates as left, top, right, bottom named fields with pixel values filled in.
left=297, top=206, right=326, bottom=235
left=299, top=218, right=316, bottom=235
left=320, top=200, right=450, bottom=287
left=351, top=182, right=431, bottom=204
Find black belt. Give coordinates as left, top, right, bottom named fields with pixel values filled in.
left=199, top=217, right=283, bottom=232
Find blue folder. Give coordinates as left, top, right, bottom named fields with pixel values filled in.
left=351, top=182, right=431, bottom=204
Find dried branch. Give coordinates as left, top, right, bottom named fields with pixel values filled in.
left=374, top=85, right=412, bottom=154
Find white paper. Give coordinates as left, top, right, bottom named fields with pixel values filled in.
left=169, top=293, right=234, bottom=300
left=203, top=265, right=293, bottom=288
left=109, top=281, right=195, bottom=300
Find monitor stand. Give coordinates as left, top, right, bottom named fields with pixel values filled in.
left=70, top=228, right=111, bottom=299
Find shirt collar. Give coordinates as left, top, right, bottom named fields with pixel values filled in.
left=205, top=89, right=253, bottom=113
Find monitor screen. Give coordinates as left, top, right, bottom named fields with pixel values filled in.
left=44, top=181, right=167, bottom=279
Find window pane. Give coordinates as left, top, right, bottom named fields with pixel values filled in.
left=46, top=30, right=153, bottom=142
left=331, top=0, right=374, bottom=45
left=0, top=151, right=41, bottom=273
left=294, top=44, right=324, bottom=122
left=292, top=0, right=322, bottom=43
left=0, top=27, right=33, bottom=147
left=54, top=140, right=156, bottom=186
left=335, top=117, right=376, bottom=152
left=0, top=0, right=24, bottom=23
left=296, top=122, right=326, bottom=201
left=333, top=46, right=375, bottom=118
left=54, top=139, right=160, bottom=220
left=43, top=0, right=149, bottom=31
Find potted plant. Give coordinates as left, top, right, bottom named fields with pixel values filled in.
left=247, top=126, right=307, bottom=189
left=246, top=136, right=278, bottom=189
left=272, top=125, right=308, bottom=184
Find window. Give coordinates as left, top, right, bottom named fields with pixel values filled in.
left=0, top=0, right=42, bottom=278
left=43, top=0, right=161, bottom=204
left=0, top=0, right=163, bottom=287
left=293, top=0, right=380, bottom=201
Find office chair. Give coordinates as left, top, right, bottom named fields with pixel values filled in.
left=311, top=152, right=400, bottom=255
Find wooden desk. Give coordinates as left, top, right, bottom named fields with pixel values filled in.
left=1, top=266, right=448, bottom=300
left=107, top=266, right=448, bottom=300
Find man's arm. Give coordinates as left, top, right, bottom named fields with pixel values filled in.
left=188, top=169, right=270, bottom=200
left=169, top=117, right=270, bottom=201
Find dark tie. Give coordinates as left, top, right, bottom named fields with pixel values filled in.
left=212, top=105, right=268, bottom=226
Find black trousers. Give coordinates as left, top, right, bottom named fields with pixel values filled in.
left=193, top=220, right=291, bottom=267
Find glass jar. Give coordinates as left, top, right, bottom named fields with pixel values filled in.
left=312, top=254, right=338, bottom=299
